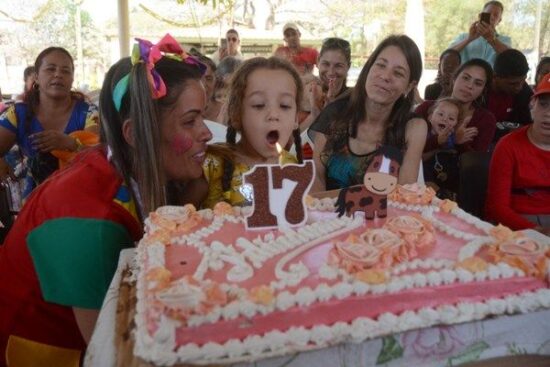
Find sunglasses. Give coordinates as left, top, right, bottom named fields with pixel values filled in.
left=322, top=37, right=350, bottom=51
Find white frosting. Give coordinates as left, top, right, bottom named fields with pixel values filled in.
left=146, top=244, right=166, bottom=269
left=134, top=288, right=550, bottom=366
left=318, top=264, right=339, bottom=280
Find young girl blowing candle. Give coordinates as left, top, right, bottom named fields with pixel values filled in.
left=201, top=57, right=303, bottom=208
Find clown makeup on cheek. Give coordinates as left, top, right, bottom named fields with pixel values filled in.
left=172, top=134, right=194, bottom=155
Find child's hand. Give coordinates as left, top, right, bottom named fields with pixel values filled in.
left=455, top=126, right=478, bottom=144
left=436, top=126, right=453, bottom=145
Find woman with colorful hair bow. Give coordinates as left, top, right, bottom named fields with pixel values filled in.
left=0, top=34, right=212, bottom=366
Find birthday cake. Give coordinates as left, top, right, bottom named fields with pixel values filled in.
left=133, top=184, right=550, bottom=366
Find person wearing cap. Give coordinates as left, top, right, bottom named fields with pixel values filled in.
left=485, top=73, right=550, bottom=235
left=449, top=1, right=510, bottom=66
left=274, top=22, right=319, bottom=75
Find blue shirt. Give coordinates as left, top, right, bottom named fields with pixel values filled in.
left=0, top=100, right=98, bottom=198
left=450, top=33, right=511, bottom=66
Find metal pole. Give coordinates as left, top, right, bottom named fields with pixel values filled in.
left=118, top=0, right=130, bottom=58
left=534, top=0, right=542, bottom=61
left=75, top=1, right=84, bottom=86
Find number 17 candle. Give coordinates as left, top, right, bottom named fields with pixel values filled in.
left=243, top=143, right=315, bottom=230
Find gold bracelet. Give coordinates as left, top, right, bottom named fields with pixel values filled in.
left=74, top=137, right=84, bottom=151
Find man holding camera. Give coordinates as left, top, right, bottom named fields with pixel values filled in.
left=211, top=29, right=243, bottom=65
left=450, top=1, right=510, bottom=66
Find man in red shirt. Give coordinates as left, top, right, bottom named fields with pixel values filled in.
left=486, top=48, right=533, bottom=141
left=274, top=22, right=318, bottom=75
left=485, top=73, right=550, bottom=234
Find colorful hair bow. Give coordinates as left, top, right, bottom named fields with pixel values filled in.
left=112, top=33, right=206, bottom=112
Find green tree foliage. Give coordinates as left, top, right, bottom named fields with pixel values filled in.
left=424, top=0, right=481, bottom=58
left=1, top=0, right=108, bottom=87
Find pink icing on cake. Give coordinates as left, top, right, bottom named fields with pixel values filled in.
left=134, top=186, right=550, bottom=365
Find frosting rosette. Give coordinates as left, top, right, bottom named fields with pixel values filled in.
left=487, top=228, right=549, bottom=278
left=383, top=215, right=436, bottom=260
left=389, top=183, right=436, bottom=205
left=148, top=204, right=203, bottom=237
left=155, top=276, right=228, bottom=322
left=359, top=228, right=404, bottom=267
left=213, top=201, right=234, bottom=216
left=329, top=234, right=383, bottom=272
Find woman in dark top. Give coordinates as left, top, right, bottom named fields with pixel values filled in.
left=416, top=58, right=496, bottom=153
left=311, top=35, right=427, bottom=191
left=424, top=49, right=461, bottom=100
left=416, top=59, right=496, bottom=202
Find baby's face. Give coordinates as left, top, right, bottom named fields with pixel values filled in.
left=430, top=101, right=459, bottom=135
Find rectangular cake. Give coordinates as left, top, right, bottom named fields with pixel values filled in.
left=133, top=184, right=550, bottom=366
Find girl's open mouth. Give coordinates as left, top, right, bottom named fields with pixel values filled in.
left=266, top=130, right=279, bottom=146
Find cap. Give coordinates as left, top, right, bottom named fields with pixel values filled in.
left=283, top=22, right=299, bottom=34
left=533, top=72, right=550, bottom=98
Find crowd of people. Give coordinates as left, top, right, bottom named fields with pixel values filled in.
left=0, top=1, right=549, bottom=365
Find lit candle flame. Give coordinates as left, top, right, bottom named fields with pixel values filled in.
left=276, top=142, right=283, bottom=155
left=276, top=142, right=283, bottom=165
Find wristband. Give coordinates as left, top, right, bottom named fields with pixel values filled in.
left=74, top=137, right=84, bottom=151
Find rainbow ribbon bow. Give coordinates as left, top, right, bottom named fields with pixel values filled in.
left=113, top=33, right=206, bottom=111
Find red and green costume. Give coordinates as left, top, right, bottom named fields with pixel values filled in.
left=0, top=147, right=142, bottom=366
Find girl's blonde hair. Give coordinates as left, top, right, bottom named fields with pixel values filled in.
left=428, top=97, right=464, bottom=125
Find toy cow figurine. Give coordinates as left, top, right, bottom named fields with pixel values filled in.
left=335, top=146, right=402, bottom=220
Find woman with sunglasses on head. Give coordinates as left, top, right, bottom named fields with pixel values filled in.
left=311, top=35, right=427, bottom=191
left=0, top=35, right=212, bottom=366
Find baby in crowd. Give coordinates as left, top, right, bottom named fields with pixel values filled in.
left=422, top=97, right=463, bottom=198
left=199, top=56, right=303, bottom=208
left=424, top=97, right=463, bottom=158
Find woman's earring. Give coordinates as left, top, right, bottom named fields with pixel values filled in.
left=32, top=82, right=39, bottom=91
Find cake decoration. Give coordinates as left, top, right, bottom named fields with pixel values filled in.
left=243, top=161, right=315, bottom=230
left=335, top=146, right=402, bottom=220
